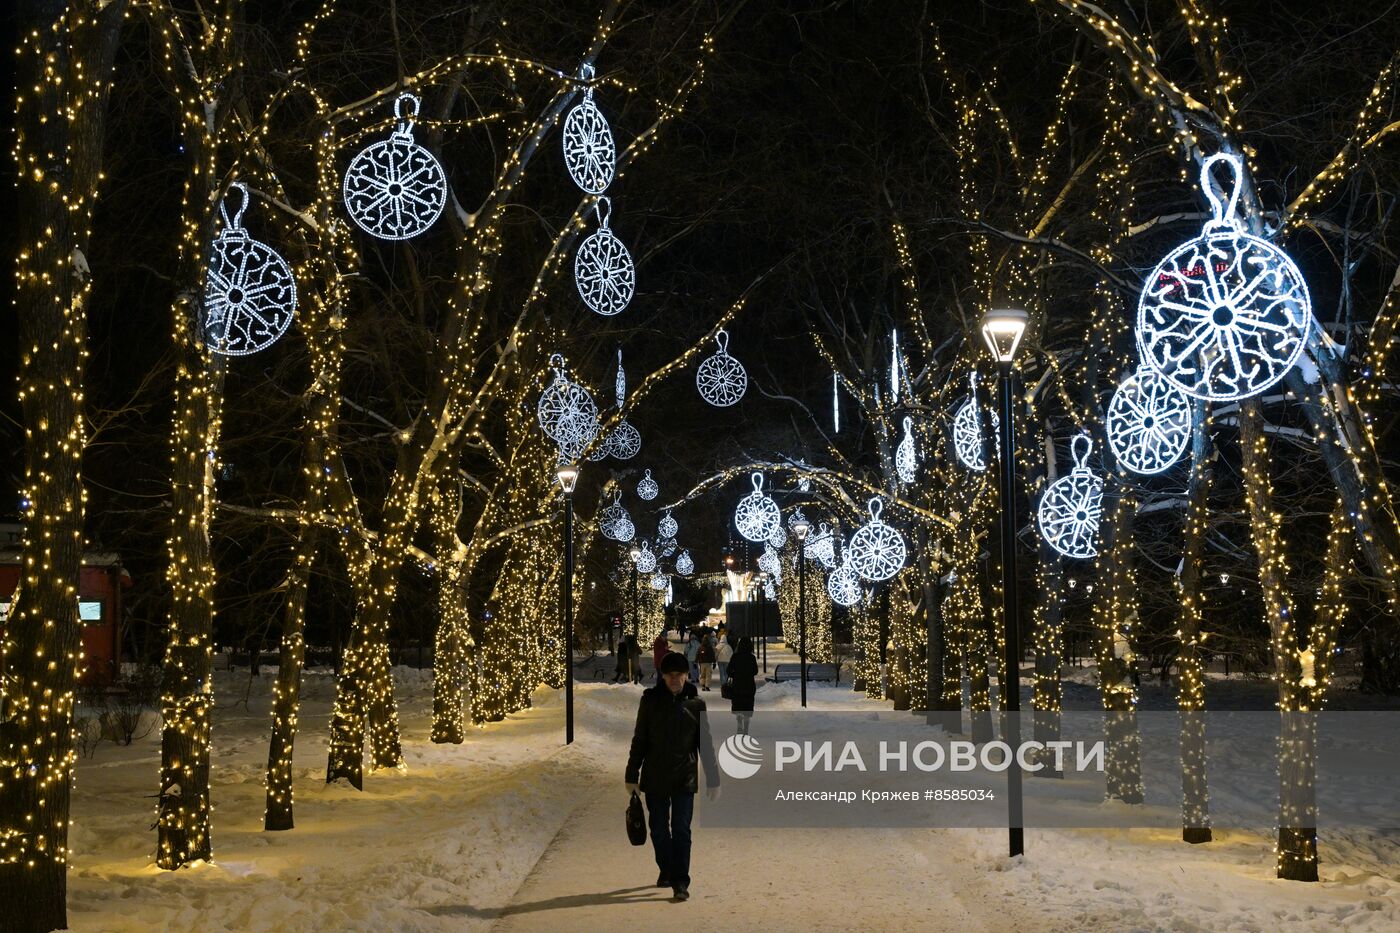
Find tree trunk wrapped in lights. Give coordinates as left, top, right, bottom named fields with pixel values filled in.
left=1092, top=478, right=1144, bottom=805
left=430, top=477, right=469, bottom=744
left=1176, top=399, right=1214, bottom=843
left=2, top=0, right=128, bottom=924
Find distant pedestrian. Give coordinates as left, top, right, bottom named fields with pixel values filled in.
left=626, top=652, right=721, bottom=902
left=652, top=632, right=670, bottom=681
left=683, top=631, right=701, bottom=683
left=629, top=633, right=644, bottom=684
left=715, top=633, right=733, bottom=686
left=726, top=636, right=758, bottom=735
left=697, top=631, right=717, bottom=691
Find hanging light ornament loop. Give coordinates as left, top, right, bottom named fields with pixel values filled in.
left=847, top=497, right=907, bottom=582
left=896, top=415, right=917, bottom=484
left=575, top=195, right=635, bottom=316
left=1137, top=152, right=1312, bottom=402
left=952, top=370, right=988, bottom=472
left=635, top=540, right=657, bottom=574
left=342, top=92, right=447, bottom=241
left=562, top=63, right=616, bottom=194
left=675, top=549, right=695, bottom=576
left=734, top=472, right=781, bottom=543
left=203, top=181, right=298, bottom=356
left=696, top=329, right=748, bottom=407
left=536, top=354, right=599, bottom=459
left=637, top=469, right=659, bottom=501
left=658, top=510, right=679, bottom=539
left=1106, top=366, right=1192, bottom=475
left=1036, top=433, right=1105, bottom=559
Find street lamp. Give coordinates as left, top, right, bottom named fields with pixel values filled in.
left=981, top=308, right=1028, bottom=858
left=791, top=516, right=812, bottom=708
left=755, top=572, right=768, bottom=673
left=628, top=542, right=642, bottom=642
left=555, top=463, right=580, bottom=745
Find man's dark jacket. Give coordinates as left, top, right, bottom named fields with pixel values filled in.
left=625, top=681, right=721, bottom=796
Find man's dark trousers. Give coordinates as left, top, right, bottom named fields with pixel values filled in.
left=645, top=792, right=694, bottom=888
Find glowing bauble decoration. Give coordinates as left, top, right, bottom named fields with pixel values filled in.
left=952, top=371, right=987, bottom=471
left=657, top=537, right=677, bottom=558
left=734, top=472, right=781, bottom=543
left=786, top=508, right=810, bottom=532
left=343, top=93, right=447, bottom=241
left=1137, top=152, right=1313, bottom=402
left=600, top=492, right=634, bottom=542
left=637, top=469, right=659, bottom=501
left=766, top=524, right=788, bottom=550
left=675, top=549, right=694, bottom=576
left=827, top=561, right=862, bottom=607
left=537, top=355, right=599, bottom=456
left=650, top=571, right=669, bottom=591
left=763, top=580, right=777, bottom=601
left=805, top=522, right=835, bottom=565
left=696, top=329, right=748, bottom=407
left=562, top=64, right=616, bottom=194
left=635, top=540, right=657, bottom=574
left=758, top=545, right=780, bottom=577
left=598, top=347, right=640, bottom=460
left=586, top=431, right=614, bottom=462
left=575, top=196, right=634, bottom=316
left=203, top=182, right=297, bottom=356
left=1037, top=433, right=1104, bottom=560
left=896, top=415, right=917, bottom=484
left=1106, top=366, right=1192, bottom=475
left=658, top=510, right=678, bottom=539
left=847, top=497, right=906, bottom=582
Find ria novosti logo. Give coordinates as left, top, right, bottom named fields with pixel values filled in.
left=717, top=734, right=764, bottom=779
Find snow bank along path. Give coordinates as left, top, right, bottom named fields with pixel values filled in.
left=64, top=654, right=1398, bottom=931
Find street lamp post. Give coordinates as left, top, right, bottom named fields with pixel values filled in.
left=755, top=572, right=768, bottom=673
left=628, top=543, right=641, bottom=642
left=555, top=463, right=580, bottom=746
left=792, top=517, right=812, bottom=708
left=982, top=307, right=1028, bottom=858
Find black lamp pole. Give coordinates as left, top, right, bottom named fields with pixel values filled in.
left=563, top=491, right=574, bottom=745
left=798, top=552, right=808, bottom=707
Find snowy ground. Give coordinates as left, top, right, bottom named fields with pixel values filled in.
left=65, top=647, right=1399, bottom=932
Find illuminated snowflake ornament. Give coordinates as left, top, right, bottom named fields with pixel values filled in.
left=658, top=510, right=679, bottom=539
left=766, top=524, right=788, bottom=551
left=758, top=545, right=780, bottom=577
left=600, top=492, right=634, bottom=542
left=636, top=469, right=659, bottom=501
left=611, top=517, right=636, bottom=543
left=952, top=372, right=988, bottom=471
left=696, top=329, right=748, bottom=407
left=1137, top=152, right=1313, bottom=402
left=635, top=540, right=657, bottom=574
left=537, top=355, right=600, bottom=458
left=896, top=415, right=917, bottom=484
left=562, top=64, right=616, bottom=194
left=675, top=549, right=695, bottom=576
left=1037, top=433, right=1104, bottom=560
left=343, top=93, right=447, bottom=241
left=763, top=579, right=777, bottom=602
left=805, top=522, right=835, bottom=566
left=650, top=571, right=669, bottom=592
left=827, top=559, right=862, bottom=607
left=734, top=472, right=781, bottom=543
left=203, top=182, right=298, bottom=356
left=1106, top=366, right=1192, bottom=475
left=657, top=537, right=677, bottom=558
left=596, top=348, right=640, bottom=460
left=575, top=196, right=634, bottom=316
left=847, top=497, right=907, bottom=582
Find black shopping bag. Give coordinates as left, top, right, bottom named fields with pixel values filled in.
left=626, top=792, right=647, bottom=846
left=720, top=678, right=733, bottom=700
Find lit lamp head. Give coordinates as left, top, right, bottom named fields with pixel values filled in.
left=555, top=462, right=580, bottom=496
left=792, top=517, right=812, bottom=542
left=629, top=543, right=642, bottom=562
left=980, top=308, right=1029, bottom=366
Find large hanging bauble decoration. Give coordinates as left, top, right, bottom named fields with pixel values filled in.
left=1106, top=366, right=1192, bottom=475
left=586, top=431, right=615, bottom=462
left=203, top=182, right=298, bottom=356
left=675, top=549, right=695, bottom=576
left=952, top=370, right=988, bottom=472
left=805, top=522, right=835, bottom=566
left=598, top=347, right=641, bottom=460
left=758, top=545, right=780, bottom=577
left=635, top=540, right=657, bottom=574
left=696, top=329, right=748, bottom=407
left=827, top=561, right=862, bottom=607
left=1037, top=433, right=1105, bottom=560
left=611, top=517, right=636, bottom=543
left=537, top=354, right=600, bottom=455
left=343, top=93, right=447, bottom=241
left=637, top=469, right=659, bottom=501
left=600, top=492, right=634, bottom=542
left=650, top=571, right=669, bottom=591
left=734, top=472, right=781, bottom=543
left=847, top=497, right=906, bottom=582
left=896, top=415, right=918, bottom=484
left=657, top=536, right=677, bottom=558
left=562, top=64, right=616, bottom=194
left=1137, top=152, right=1313, bottom=402
left=767, top=524, right=788, bottom=550
left=575, top=196, right=634, bottom=316
left=657, top=510, right=679, bottom=540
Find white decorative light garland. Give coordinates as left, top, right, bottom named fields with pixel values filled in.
left=696, top=329, right=748, bottom=407
left=1036, top=433, right=1104, bottom=560
left=1137, top=152, right=1313, bottom=401
left=343, top=93, right=447, bottom=241
left=203, top=182, right=298, bottom=356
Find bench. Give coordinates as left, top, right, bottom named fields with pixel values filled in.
left=768, top=663, right=839, bottom=684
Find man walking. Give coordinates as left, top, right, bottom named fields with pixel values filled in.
left=625, top=651, right=720, bottom=901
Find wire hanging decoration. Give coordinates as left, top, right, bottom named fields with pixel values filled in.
left=675, top=549, right=695, bottom=576
left=734, top=472, right=781, bottom=543
left=1106, top=366, right=1192, bottom=475
left=827, top=558, right=862, bottom=607
left=600, top=491, right=633, bottom=542
left=952, top=371, right=988, bottom=472
left=203, top=182, right=298, bottom=356
left=562, top=63, right=616, bottom=194
left=1137, top=152, right=1313, bottom=402
left=657, top=536, right=677, bottom=557
left=635, top=540, right=657, bottom=574
left=536, top=354, right=599, bottom=460
left=758, top=545, right=780, bottom=576
left=805, top=522, right=835, bottom=566
left=575, top=196, right=634, bottom=316
left=343, top=93, right=448, bottom=241
left=696, top=329, right=748, bottom=407
left=847, top=497, right=907, bottom=582
left=896, top=415, right=917, bottom=484
left=1037, top=433, right=1105, bottom=560
left=658, top=510, right=679, bottom=539
left=767, top=523, right=788, bottom=550
left=636, top=469, right=659, bottom=501
left=650, top=571, right=669, bottom=591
